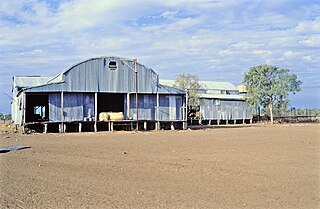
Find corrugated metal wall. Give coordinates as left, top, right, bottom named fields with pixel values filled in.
left=158, top=95, right=184, bottom=121
left=49, top=93, right=94, bottom=122
left=13, top=57, right=186, bottom=124
left=11, top=93, right=24, bottom=125
left=125, top=94, right=185, bottom=121
left=200, top=98, right=251, bottom=120
left=26, top=57, right=159, bottom=93
left=47, top=93, right=184, bottom=122
left=49, top=93, right=61, bottom=122
left=125, top=94, right=156, bottom=120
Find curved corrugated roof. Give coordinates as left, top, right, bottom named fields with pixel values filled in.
left=47, top=56, right=157, bottom=84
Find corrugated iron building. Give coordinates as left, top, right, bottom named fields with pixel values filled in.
left=160, top=80, right=252, bottom=124
left=12, top=57, right=187, bottom=132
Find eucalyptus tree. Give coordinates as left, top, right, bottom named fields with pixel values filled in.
left=174, top=73, right=202, bottom=117
left=243, top=65, right=302, bottom=124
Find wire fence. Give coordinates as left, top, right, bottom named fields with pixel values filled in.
left=253, top=108, right=320, bottom=123
left=0, top=114, right=11, bottom=124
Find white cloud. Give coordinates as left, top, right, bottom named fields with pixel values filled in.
left=251, top=50, right=272, bottom=56
left=302, top=55, right=318, bottom=63
left=0, top=0, right=320, bottom=112
left=300, top=35, right=320, bottom=46
left=294, top=17, right=320, bottom=33
left=283, top=51, right=296, bottom=58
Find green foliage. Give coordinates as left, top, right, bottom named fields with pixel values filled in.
left=243, top=64, right=302, bottom=123
left=174, top=73, right=202, bottom=108
left=0, top=113, right=11, bottom=121
left=274, top=108, right=320, bottom=117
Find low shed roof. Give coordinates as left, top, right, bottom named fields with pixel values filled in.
left=13, top=76, right=52, bottom=88
left=199, top=93, right=245, bottom=100
left=160, top=80, right=237, bottom=91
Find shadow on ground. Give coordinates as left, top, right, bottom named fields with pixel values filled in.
left=188, top=125, right=253, bottom=130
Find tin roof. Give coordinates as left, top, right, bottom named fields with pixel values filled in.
left=199, top=93, right=245, bottom=100
left=160, top=80, right=237, bottom=91
left=13, top=76, right=52, bottom=88
left=13, top=57, right=186, bottom=95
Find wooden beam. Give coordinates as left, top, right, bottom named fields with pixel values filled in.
left=61, top=91, right=64, bottom=133
left=156, top=93, right=160, bottom=130
left=127, top=93, right=130, bottom=119
left=94, top=92, right=98, bottom=132
left=23, top=92, right=26, bottom=126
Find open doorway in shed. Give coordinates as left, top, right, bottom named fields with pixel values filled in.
left=97, top=93, right=125, bottom=116
left=25, top=93, right=49, bottom=122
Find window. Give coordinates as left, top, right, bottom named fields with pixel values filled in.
left=108, top=61, right=117, bottom=70
left=34, top=106, right=46, bottom=118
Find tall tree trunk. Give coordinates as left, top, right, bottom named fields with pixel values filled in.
left=269, top=102, right=274, bottom=124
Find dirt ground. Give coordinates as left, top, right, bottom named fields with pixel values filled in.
left=0, top=123, right=319, bottom=209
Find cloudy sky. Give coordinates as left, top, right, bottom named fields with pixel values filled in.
left=0, top=0, right=319, bottom=114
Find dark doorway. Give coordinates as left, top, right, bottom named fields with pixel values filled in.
left=25, top=94, right=49, bottom=122
left=98, top=93, right=125, bottom=114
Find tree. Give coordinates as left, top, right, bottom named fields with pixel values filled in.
left=243, top=64, right=302, bottom=124
left=173, top=73, right=202, bottom=117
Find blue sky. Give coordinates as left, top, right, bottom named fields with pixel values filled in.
left=0, top=0, right=319, bottom=114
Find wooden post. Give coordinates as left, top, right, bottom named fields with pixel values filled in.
left=183, top=121, right=187, bottom=130
left=182, top=102, right=185, bottom=122
left=155, top=122, right=159, bottom=130
left=61, top=91, right=64, bottom=133
left=79, top=123, right=82, bottom=132
left=234, top=120, right=236, bottom=125
left=23, top=92, right=26, bottom=126
left=94, top=92, right=97, bottom=132
left=134, top=58, right=138, bottom=131
left=171, top=122, right=175, bottom=130
left=185, top=92, right=188, bottom=128
left=127, top=93, right=130, bottom=119
left=217, top=120, right=220, bottom=125
left=242, top=119, right=245, bottom=125
left=44, top=124, right=48, bottom=134
left=144, top=121, right=147, bottom=130
left=156, top=93, right=160, bottom=130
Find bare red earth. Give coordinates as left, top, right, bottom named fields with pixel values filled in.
left=0, top=124, right=319, bottom=208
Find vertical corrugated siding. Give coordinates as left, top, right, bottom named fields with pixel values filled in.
left=83, top=94, right=95, bottom=118
left=129, top=94, right=156, bottom=120
left=49, top=93, right=95, bottom=122
left=28, top=57, right=159, bottom=93
left=158, top=95, right=183, bottom=120
left=49, top=93, right=61, bottom=122
left=12, top=93, right=24, bottom=125
left=200, top=99, right=251, bottom=120
left=15, top=57, right=186, bottom=124
left=63, top=93, right=84, bottom=121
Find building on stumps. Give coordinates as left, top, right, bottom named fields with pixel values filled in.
left=12, top=57, right=187, bottom=133
left=160, top=80, right=252, bottom=125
